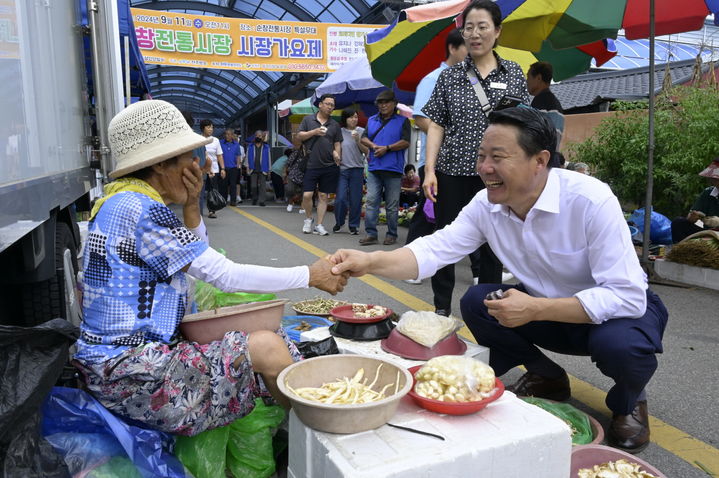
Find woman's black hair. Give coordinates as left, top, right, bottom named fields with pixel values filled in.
left=459, top=0, right=503, bottom=49
left=340, top=107, right=358, bottom=128
left=460, top=0, right=503, bottom=29
left=487, top=107, right=562, bottom=168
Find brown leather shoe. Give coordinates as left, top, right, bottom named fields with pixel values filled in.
left=359, top=236, right=378, bottom=246
left=506, top=371, right=571, bottom=401
left=383, top=236, right=397, bottom=245
left=607, top=401, right=650, bottom=453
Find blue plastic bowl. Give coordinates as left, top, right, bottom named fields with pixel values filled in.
left=281, top=315, right=334, bottom=342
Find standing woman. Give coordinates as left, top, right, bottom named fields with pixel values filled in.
left=334, top=109, right=369, bottom=234
left=421, top=0, right=529, bottom=316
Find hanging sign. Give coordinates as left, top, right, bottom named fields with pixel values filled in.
left=131, top=8, right=382, bottom=72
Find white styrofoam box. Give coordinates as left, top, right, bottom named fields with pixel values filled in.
left=288, top=392, right=572, bottom=478
left=654, top=258, right=719, bottom=291
left=300, top=326, right=489, bottom=368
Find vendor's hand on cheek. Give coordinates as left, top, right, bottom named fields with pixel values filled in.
left=309, top=258, right=349, bottom=295
left=484, top=288, right=536, bottom=328
left=182, top=160, right=203, bottom=204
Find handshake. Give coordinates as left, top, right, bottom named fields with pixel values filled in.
left=307, top=248, right=401, bottom=295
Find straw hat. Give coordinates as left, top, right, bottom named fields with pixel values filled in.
left=698, top=158, right=719, bottom=179
left=108, top=100, right=211, bottom=179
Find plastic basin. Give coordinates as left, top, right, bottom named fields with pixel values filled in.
left=180, top=299, right=288, bottom=344
left=380, top=328, right=467, bottom=360
left=570, top=445, right=667, bottom=477
left=407, top=365, right=504, bottom=415
left=277, top=355, right=412, bottom=434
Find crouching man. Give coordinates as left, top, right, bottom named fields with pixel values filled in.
left=328, top=107, right=668, bottom=453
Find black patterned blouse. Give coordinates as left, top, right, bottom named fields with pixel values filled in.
left=421, top=52, right=529, bottom=176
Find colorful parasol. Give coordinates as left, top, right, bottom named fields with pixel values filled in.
left=366, top=0, right=719, bottom=87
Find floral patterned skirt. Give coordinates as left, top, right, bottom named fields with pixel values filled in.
left=73, top=328, right=301, bottom=436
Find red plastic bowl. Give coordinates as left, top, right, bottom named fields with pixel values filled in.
left=380, top=328, right=467, bottom=360
left=570, top=445, right=667, bottom=477
left=330, top=304, right=393, bottom=323
left=407, top=365, right=504, bottom=415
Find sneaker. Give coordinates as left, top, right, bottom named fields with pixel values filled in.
left=299, top=209, right=305, bottom=214
left=286, top=204, right=294, bottom=213
left=302, top=218, right=313, bottom=234
left=502, top=272, right=514, bottom=282
left=332, top=224, right=341, bottom=233
left=237, top=198, right=243, bottom=203
left=404, top=278, right=422, bottom=284
left=349, top=227, right=358, bottom=235
left=313, top=224, right=329, bottom=236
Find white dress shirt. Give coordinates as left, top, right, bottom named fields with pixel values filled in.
left=406, top=168, right=647, bottom=324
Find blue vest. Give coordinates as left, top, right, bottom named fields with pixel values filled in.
left=366, top=113, right=406, bottom=174
left=247, top=143, right=270, bottom=173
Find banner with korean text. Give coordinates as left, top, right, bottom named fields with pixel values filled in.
left=131, top=8, right=382, bottom=73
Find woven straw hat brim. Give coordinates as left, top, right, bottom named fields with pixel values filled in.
left=109, top=129, right=212, bottom=179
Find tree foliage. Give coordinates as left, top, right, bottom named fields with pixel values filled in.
left=570, top=85, right=719, bottom=218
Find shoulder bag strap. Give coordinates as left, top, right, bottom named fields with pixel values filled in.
left=466, top=68, right=492, bottom=117
left=368, top=116, right=392, bottom=142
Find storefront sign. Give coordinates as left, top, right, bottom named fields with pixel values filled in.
left=131, top=8, right=381, bottom=72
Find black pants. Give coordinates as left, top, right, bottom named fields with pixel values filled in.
left=671, top=217, right=704, bottom=243
left=222, top=167, right=240, bottom=205
left=431, top=171, right=502, bottom=311
left=249, top=171, right=267, bottom=205
left=405, top=166, right=435, bottom=244
left=271, top=172, right=285, bottom=200
left=460, top=284, right=668, bottom=415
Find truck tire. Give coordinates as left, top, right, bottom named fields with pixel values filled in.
left=22, top=222, right=81, bottom=327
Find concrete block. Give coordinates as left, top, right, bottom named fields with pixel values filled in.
left=654, top=259, right=719, bottom=291
left=300, top=327, right=490, bottom=367
left=288, top=392, right=572, bottom=478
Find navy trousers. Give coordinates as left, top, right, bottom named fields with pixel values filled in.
left=460, top=284, right=669, bottom=415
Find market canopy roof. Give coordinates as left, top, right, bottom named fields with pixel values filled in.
left=130, top=0, right=388, bottom=126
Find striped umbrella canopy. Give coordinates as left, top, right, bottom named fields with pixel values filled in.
left=365, top=0, right=718, bottom=88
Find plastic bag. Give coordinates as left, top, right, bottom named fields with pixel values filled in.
left=296, top=336, right=340, bottom=358
left=414, top=356, right=496, bottom=402
left=195, top=280, right=276, bottom=311
left=423, top=197, right=435, bottom=224
left=627, top=207, right=672, bottom=244
left=396, top=310, right=463, bottom=348
left=41, top=387, right=188, bottom=478
left=175, top=398, right=285, bottom=478
left=0, top=318, right=78, bottom=477
left=206, top=181, right=226, bottom=211
left=521, top=397, right=593, bottom=445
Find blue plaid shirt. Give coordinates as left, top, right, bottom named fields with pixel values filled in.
left=75, top=192, right=208, bottom=363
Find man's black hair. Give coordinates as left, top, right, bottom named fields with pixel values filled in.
left=444, top=28, right=465, bottom=59
left=404, top=164, right=416, bottom=174
left=199, top=119, right=213, bottom=129
left=488, top=107, right=561, bottom=168
left=528, top=61, right=553, bottom=84
left=318, top=94, right=335, bottom=104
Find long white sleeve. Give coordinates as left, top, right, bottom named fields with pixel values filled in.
left=187, top=247, right=310, bottom=292
left=188, top=218, right=209, bottom=244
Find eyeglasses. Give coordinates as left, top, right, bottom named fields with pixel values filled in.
left=460, top=24, right=494, bottom=38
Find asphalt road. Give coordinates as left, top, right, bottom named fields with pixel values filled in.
left=201, top=201, right=719, bottom=477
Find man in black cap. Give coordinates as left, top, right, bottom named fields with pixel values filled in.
left=359, top=90, right=411, bottom=246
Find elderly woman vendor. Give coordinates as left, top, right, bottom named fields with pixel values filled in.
left=73, top=100, right=347, bottom=436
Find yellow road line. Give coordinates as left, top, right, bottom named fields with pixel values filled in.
left=233, top=207, right=719, bottom=475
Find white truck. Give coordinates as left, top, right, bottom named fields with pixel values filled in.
left=0, top=0, right=147, bottom=327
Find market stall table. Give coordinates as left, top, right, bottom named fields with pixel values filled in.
left=287, top=391, right=572, bottom=478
